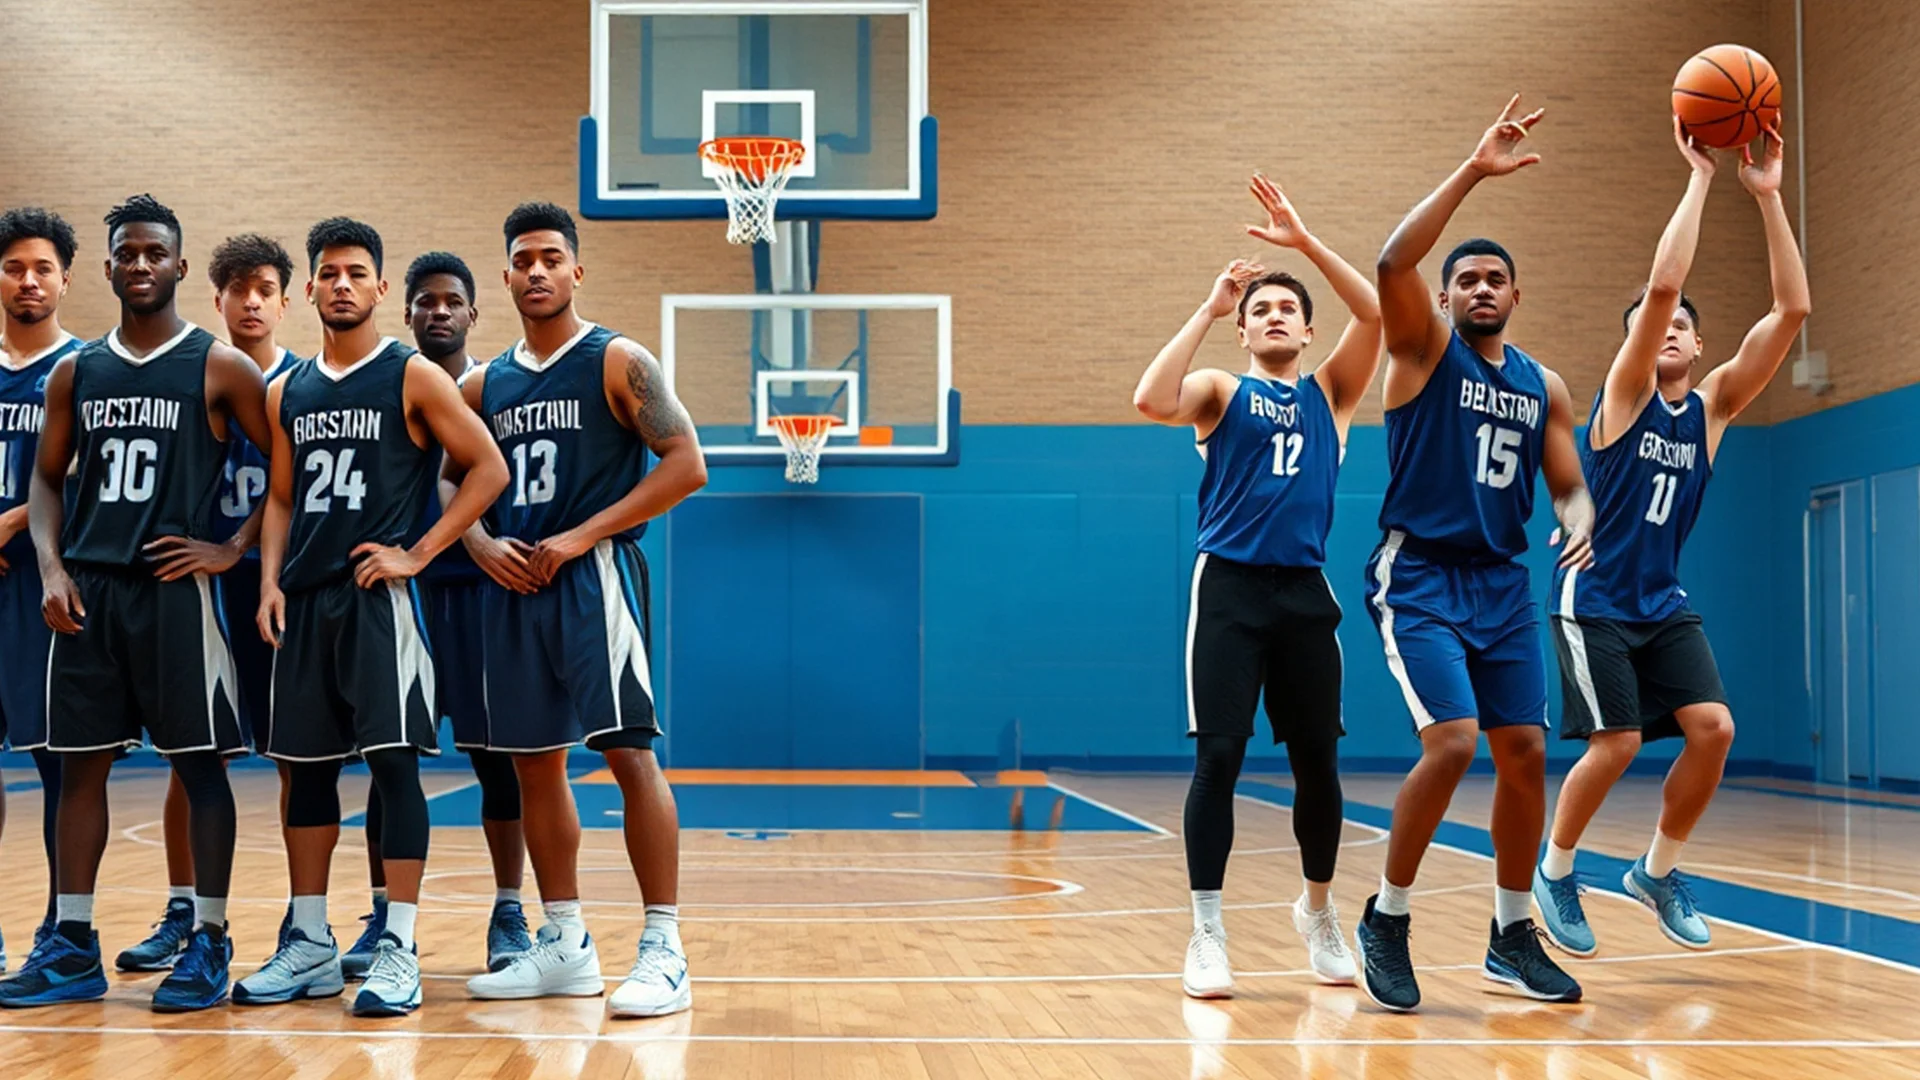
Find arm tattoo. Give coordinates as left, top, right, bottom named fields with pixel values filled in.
left=625, top=345, right=693, bottom=445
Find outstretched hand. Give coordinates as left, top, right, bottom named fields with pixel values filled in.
left=1204, top=258, right=1267, bottom=320
left=1739, top=121, right=1785, bottom=197
left=1468, top=94, right=1544, bottom=178
left=1244, top=173, right=1312, bottom=251
left=1674, top=115, right=1717, bottom=176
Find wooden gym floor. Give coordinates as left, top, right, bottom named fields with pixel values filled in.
left=0, top=764, right=1915, bottom=1078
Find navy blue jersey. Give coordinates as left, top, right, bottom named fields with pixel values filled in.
left=1195, top=372, right=1342, bottom=567
left=1378, top=331, right=1548, bottom=562
left=215, top=348, right=306, bottom=557
left=1554, top=389, right=1711, bottom=622
left=418, top=356, right=485, bottom=585
left=481, top=323, right=650, bottom=543
left=0, top=334, right=81, bottom=561
left=63, top=324, right=228, bottom=567
left=277, top=339, right=435, bottom=593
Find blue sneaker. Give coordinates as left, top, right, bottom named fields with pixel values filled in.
left=233, top=927, right=344, bottom=1005
left=486, top=900, right=533, bottom=973
left=0, top=928, right=108, bottom=1007
left=351, top=934, right=421, bottom=1017
left=1483, top=918, right=1582, bottom=1003
left=1532, top=866, right=1596, bottom=958
left=1623, top=857, right=1711, bottom=950
left=340, top=899, right=389, bottom=981
left=152, top=927, right=233, bottom=1012
left=115, top=898, right=194, bottom=972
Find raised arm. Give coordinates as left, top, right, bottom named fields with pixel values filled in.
left=1132, top=259, right=1256, bottom=432
left=1243, top=174, right=1381, bottom=428
left=1594, top=119, right=1718, bottom=450
left=1377, top=96, right=1543, bottom=395
left=1700, top=126, right=1809, bottom=440
left=29, top=356, right=83, bottom=633
left=255, top=374, right=293, bottom=646
left=1540, top=368, right=1595, bottom=570
left=524, top=338, right=709, bottom=585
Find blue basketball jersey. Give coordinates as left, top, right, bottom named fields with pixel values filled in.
left=1195, top=372, right=1341, bottom=567
left=214, top=348, right=306, bottom=557
left=1555, top=389, right=1711, bottom=622
left=481, top=323, right=651, bottom=543
left=1378, top=331, right=1548, bottom=562
left=0, top=334, right=80, bottom=562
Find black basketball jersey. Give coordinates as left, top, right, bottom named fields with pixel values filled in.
left=278, top=338, right=435, bottom=593
left=63, top=324, right=227, bottom=568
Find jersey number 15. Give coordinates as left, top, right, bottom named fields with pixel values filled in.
left=1473, top=424, right=1522, bottom=490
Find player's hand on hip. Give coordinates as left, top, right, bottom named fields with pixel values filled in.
left=1468, top=94, right=1543, bottom=177
left=1205, top=259, right=1266, bottom=320
left=351, top=543, right=426, bottom=588
left=467, top=532, right=541, bottom=594
left=1553, top=524, right=1595, bottom=570
left=41, top=569, right=84, bottom=634
left=1244, top=173, right=1312, bottom=250
left=1673, top=115, right=1718, bottom=177
left=143, top=535, right=243, bottom=581
left=257, top=585, right=286, bottom=648
left=526, top=530, right=592, bottom=586
left=1739, top=121, right=1785, bottom=195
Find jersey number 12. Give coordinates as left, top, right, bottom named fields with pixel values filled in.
left=1269, top=433, right=1304, bottom=477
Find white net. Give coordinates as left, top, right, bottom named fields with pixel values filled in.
left=771, top=416, right=835, bottom=484
left=701, top=138, right=807, bottom=245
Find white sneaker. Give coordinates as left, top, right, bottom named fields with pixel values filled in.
left=466, top=922, right=605, bottom=1000
left=350, top=934, right=422, bottom=1017
left=608, top=936, right=692, bottom=1018
left=1292, top=895, right=1357, bottom=986
left=1182, top=923, right=1233, bottom=999
left=233, top=928, right=345, bottom=1004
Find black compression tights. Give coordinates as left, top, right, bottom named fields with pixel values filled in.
left=167, top=751, right=237, bottom=900
left=363, top=747, right=519, bottom=854
left=1183, top=733, right=1344, bottom=890
left=31, top=748, right=60, bottom=922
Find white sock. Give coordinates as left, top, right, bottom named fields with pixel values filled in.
left=543, top=898, right=585, bottom=933
left=168, top=885, right=194, bottom=903
left=1376, top=878, right=1411, bottom=918
left=1495, top=887, right=1532, bottom=932
left=1191, top=890, right=1224, bottom=932
left=1300, top=879, right=1330, bottom=913
left=643, top=904, right=682, bottom=951
left=385, top=901, right=418, bottom=949
left=371, top=886, right=389, bottom=907
left=495, top=888, right=522, bottom=906
left=291, top=895, right=329, bottom=941
left=56, top=893, right=94, bottom=926
left=194, top=895, right=228, bottom=930
left=1542, top=841, right=1577, bottom=881
left=1647, top=829, right=1686, bottom=878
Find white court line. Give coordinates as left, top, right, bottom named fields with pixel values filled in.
left=422, top=865, right=1083, bottom=910
left=0, top=1023, right=1912, bottom=1050
left=1046, top=778, right=1175, bottom=836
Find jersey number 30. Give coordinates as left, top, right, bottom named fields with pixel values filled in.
left=1473, top=424, right=1522, bottom=490
left=303, top=448, right=368, bottom=512
left=98, top=437, right=160, bottom=503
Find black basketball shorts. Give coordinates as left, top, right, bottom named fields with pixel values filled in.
left=1186, top=553, right=1344, bottom=743
left=264, top=578, right=440, bottom=761
left=1551, top=608, right=1727, bottom=742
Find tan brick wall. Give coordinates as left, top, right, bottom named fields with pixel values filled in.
left=5, top=0, right=1789, bottom=425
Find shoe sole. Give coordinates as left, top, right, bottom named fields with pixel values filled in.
left=0, top=984, right=109, bottom=1008
left=468, top=975, right=607, bottom=1001
left=1180, top=980, right=1233, bottom=1000
left=609, top=988, right=693, bottom=1018
left=351, top=994, right=423, bottom=1017
left=152, top=992, right=231, bottom=1013
left=115, top=955, right=182, bottom=973
left=1352, top=926, right=1418, bottom=1014
left=1481, top=964, right=1582, bottom=1003
left=1621, top=873, right=1713, bottom=951
left=233, top=976, right=347, bottom=1006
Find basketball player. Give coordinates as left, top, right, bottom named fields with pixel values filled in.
left=1535, top=122, right=1806, bottom=955
left=452, top=202, right=707, bottom=1015
left=119, top=234, right=305, bottom=975
left=1, top=195, right=272, bottom=1012
left=0, top=207, right=83, bottom=968
left=1132, top=174, right=1381, bottom=998
left=337, top=252, right=531, bottom=982
left=236, top=218, right=507, bottom=1016
left=1352, top=98, right=1595, bottom=1012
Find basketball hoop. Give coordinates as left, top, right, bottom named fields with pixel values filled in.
left=698, top=137, right=807, bottom=245
left=769, top=414, right=836, bottom=484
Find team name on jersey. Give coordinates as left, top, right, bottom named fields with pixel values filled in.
left=489, top=399, right=582, bottom=441
left=1638, top=430, right=1698, bottom=470
left=1459, top=379, right=1541, bottom=429
left=291, top=408, right=383, bottom=444
left=81, top=396, right=182, bottom=432
left=0, top=402, right=44, bottom=434
left=1249, top=394, right=1298, bottom=428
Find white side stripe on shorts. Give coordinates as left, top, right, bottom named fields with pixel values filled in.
left=1557, top=566, right=1607, bottom=729
left=387, top=582, right=436, bottom=740
left=1370, top=531, right=1435, bottom=729
left=1185, top=553, right=1209, bottom=735
left=195, top=572, right=239, bottom=746
left=595, top=539, right=655, bottom=729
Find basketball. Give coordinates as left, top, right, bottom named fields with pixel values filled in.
left=1673, top=44, right=1782, bottom=149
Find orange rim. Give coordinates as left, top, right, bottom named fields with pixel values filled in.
left=769, top=414, right=838, bottom=438
left=698, top=137, right=807, bottom=182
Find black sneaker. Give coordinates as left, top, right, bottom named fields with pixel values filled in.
left=1484, top=918, right=1582, bottom=1002
left=1353, top=894, right=1419, bottom=1013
